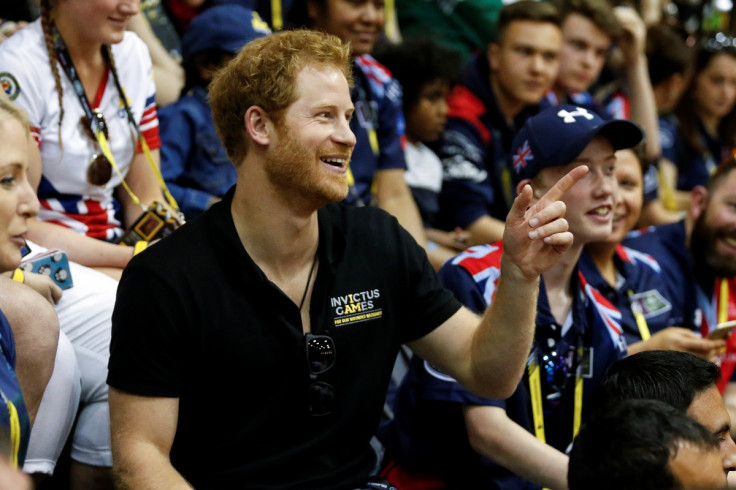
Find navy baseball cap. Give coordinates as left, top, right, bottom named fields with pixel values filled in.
left=181, top=5, right=272, bottom=61
left=511, top=104, right=644, bottom=184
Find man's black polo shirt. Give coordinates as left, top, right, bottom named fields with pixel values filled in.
left=108, top=187, right=462, bottom=489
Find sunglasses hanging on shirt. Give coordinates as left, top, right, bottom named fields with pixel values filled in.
left=305, top=333, right=336, bottom=416
left=78, top=111, right=113, bottom=186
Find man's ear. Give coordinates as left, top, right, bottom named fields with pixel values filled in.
left=689, top=185, right=709, bottom=222
left=516, top=178, right=541, bottom=200
left=487, top=43, right=500, bottom=72
left=245, top=106, right=271, bottom=147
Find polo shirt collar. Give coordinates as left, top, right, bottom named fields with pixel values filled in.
left=207, top=187, right=348, bottom=284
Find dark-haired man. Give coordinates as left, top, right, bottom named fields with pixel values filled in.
left=547, top=0, right=621, bottom=114
left=436, top=0, right=562, bottom=245
left=624, top=158, right=736, bottom=385
left=569, top=399, right=726, bottom=490
left=591, top=350, right=736, bottom=477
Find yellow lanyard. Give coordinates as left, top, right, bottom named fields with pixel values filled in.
left=658, top=163, right=677, bottom=211
left=501, top=166, right=514, bottom=213
left=0, top=389, right=20, bottom=469
left=270, top=0, right=282, bottom=30
left=528, top=360, right=546, bottom=443
left=627, top=290, right=651, bottom=341
left=383, top=0, right=401, bottom=42
left=95, top=120, right=180, bottom=214
left=528, top=355, right=583, bottom=490
left=719, top=279, right=729, bottom=324
left=527, top=353, right=583, bottom=442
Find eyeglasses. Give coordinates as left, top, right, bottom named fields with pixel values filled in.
left=703, top=33, right=736, bottom=53
left=80, top=111, right=113, bottom=186
left=306, top=333, right=336, bottom=416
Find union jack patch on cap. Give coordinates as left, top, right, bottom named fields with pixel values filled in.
left=513, top=140, right=534, bottom=173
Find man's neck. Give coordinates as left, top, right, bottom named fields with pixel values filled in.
left=586, top=241, right=618, bottom=287
left=230, top=166, right=320, bottom=273
left=490, top=76, right=525, bottom=125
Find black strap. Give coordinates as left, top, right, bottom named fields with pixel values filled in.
left=52, top=26, right=102, bottom=137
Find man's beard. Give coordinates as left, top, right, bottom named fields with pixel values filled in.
left=264, top=127, right=349, bottom=209
left=690, top=210, right=736, bottom=279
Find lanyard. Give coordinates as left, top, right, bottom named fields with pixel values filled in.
left=0, top=389, right=20, bottom=469
left=501, top=165, right=514, bottom=213
left=627, top=289, right=651, bottom=341
left=53, top=27, right=181, bottom=216
left=719, top=278, right=729, bottom=324
left=527, top=346, right=584, bottom=444
left=270, top=0, right=282, bottom=30
left=658, top=163, right=677, bottom=211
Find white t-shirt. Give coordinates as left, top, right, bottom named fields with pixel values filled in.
left=404, top=141, right=442, bottom=193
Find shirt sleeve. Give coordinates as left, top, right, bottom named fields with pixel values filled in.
left=413, top=247, right=507, bottom=407
left=107, top=259, right=188, bottom=397
left=0, top=36, right=46, bottom=144
left=386, top=211, right=461, bottom=344
left=408, top=355, right=506, bottom=407
left=125, top=32, right=160, bottom=152
left=404, top=260, right=506, bottom=407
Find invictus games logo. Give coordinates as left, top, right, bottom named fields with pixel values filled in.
left=330, top=289, right=382, bottom=326
left=0, top=72, right=19, bottom=100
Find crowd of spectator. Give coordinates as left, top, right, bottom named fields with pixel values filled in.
left=0, top=0, right=735, bottom=488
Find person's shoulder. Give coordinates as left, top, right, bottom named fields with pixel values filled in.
left=0, top=19, right=42, bottom=51
left=111, top=30, right=152, bottom=69
left=0, top=22, right=49, bottom=103
left=354, top=54, right=401, bottom=103
left=616, top=244, right=662, bottom=275
left=445, top=83, right=492, bottom=146
left=439, top=243, right=503, bottom=286
left=158, top=91, right=205, bottom=120
left=0, top=21, right=44, bottom=67
left=625, top=221, right=683, bottom=247
left=119, top=29, right=146, bottom=51
left=354, top=54, right=394, bottom=84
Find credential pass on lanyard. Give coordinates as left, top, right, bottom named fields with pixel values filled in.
left=528, top=347, right=583, bottom=490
